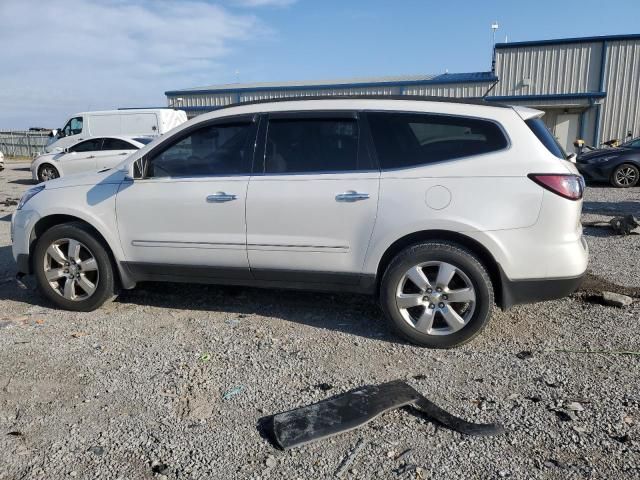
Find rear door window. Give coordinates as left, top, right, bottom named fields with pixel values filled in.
left=102, top=138, right=137, bottom=150
left=526, top=118, right=567, bottom=159
left=367, top=112, right=508, bottom=169
left=264, top=116, right=372, bottom=174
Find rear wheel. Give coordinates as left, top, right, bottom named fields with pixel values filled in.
left=611, top=163, right=639, bottom=188
left=33, top=223, right=116, bottom=311
left=380, top=241, right=493, bottom=348
left=38, top=164, right=59, bottom=182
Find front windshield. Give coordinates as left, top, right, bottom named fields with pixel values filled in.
left=621, top=137, right=640, bottom=148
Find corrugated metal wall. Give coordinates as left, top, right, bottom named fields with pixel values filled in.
left=238, top=86, right=401, bottom=102
left=600, top=40, right=640, bottom=142
left=494, top=42, right=602, bottom=96
left=168, top=93, right=236, bottom=108
left=404, top=82, right=494, bottom=97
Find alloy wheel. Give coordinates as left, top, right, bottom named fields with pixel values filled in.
left=615, top=166, right=638, bottom=186
left=43, top=238, right=99, bottom=301
left=40, top=165, right=59, bottom=181
left=395, top=261, right=476, bottom=336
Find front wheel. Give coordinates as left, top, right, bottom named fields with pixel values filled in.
left=33, top=222, right=116, bottom=311
left=38, top=164, right=59, bottom=182
left=611, top=163, right=639, bottom=188
left=380, top=241, right=494, bottom=348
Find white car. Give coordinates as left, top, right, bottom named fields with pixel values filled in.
left=12, top=97, right=588, bottom=348
left=31, top=136, right=152, bottom=182
left=0, top=150, right=4, bottom=171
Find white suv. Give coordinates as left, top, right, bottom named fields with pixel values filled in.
left=11, top=97, right=588, bottom=348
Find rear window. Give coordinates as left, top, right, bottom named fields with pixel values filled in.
left=133, top=137, right=153, bottom=145
left=367, top=112, right=508, bottom=170
left=526, top=118, right=566, bottom=159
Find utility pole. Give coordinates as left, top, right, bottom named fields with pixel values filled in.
left=490, top=21, right=499, bottom=73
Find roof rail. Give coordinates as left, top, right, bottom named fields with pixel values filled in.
left=204, top=94, right=510, bottom=111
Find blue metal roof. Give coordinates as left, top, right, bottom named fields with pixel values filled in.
left=495, top=33, right=640, bottom=49
left=486, top=92, right=607, bottom=102
left=165, top=72, right=497, bottom=96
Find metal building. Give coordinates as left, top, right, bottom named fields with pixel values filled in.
left=166, top=33, right=640, bottom=153
left=491, top=34, right=640, bottom=152
left=165, top=72, right=498, bottom=116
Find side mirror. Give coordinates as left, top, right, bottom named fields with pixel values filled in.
left=49, top=129, right=58, bottom=138
left=566, top=153, right=577, bottom=163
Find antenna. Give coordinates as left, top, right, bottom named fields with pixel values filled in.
left=490, top=21, right=499, bottom=72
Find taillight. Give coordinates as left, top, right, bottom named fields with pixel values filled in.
left=528, top=174, right=584, bottom=200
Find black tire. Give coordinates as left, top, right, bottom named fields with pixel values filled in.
left=380, top=241, right=494, bottom=349
left=610, top=163, right=639, bottom=188
left=38, top=163, right=59, bottom=182
left=33, top=222, right=117, bottom=311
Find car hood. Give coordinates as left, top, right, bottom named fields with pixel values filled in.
left=43, top=166, right=129, bottom=190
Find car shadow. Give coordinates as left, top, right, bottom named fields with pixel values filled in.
left=0, top=243, right=399, bottom=343
left=9, top=179, right=36, bottom=185
left=582, top=200, right=640, bottom=216
left=13, top=167, right=31, bottom=172
left=0, top=246, right=48, bottom=308
left=116, top=281, right=399, bottom=344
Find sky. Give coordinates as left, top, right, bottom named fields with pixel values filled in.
left=1, top=0, right=639, bottom=129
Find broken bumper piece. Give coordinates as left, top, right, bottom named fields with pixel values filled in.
left=264, top=380, right=505, bottom=449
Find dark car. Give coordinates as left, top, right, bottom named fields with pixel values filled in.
left=577, top=142, right=640, bottom=188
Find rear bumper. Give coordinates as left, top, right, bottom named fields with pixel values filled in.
left=499, top=266, right=585, bottom=309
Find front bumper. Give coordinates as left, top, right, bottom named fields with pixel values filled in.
left=11, top=209, right=40, bottom=275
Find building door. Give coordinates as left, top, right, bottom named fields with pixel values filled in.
left=555, top=114, right=580, bottom=154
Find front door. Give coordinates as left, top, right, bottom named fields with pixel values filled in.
left=116, top=117, right=258, bottom=281
left=246, top=113, right=380, bottom=285
left=63, top=138, right=103, bottom=175
left=98, top=138, right=138, bottom=170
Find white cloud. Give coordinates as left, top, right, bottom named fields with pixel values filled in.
left=0, top=0, right=265, bottom=129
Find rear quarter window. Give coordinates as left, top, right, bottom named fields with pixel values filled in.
left=526, top=118, right=566, bottom=159
left=367, top=112, right=508, bottom=169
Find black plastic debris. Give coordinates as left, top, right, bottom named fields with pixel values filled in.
left=261, top=380, right=505, bottom=450
left=583, top=214, right=639, bottom=236
left=516, top=351, right=534, bottom=360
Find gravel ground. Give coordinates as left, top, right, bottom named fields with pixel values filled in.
left=1, top=162, right=639, bottom=480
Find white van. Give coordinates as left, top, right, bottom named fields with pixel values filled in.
left=45, top=109, right=187, bottom=152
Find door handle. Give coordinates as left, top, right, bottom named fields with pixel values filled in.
left=335, top=191, right=370, bottom=202
left=206, top=192, right=237, bottom=203
left=87, top=155, right=95, bottom=159
left=119, top=152, right=128, bottom=155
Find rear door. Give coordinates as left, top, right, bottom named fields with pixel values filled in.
left=62, top=138, right=103, bottom=174
left=98, top=138, right=138, bottom=169
left=246, top=112, right=380, bottom=286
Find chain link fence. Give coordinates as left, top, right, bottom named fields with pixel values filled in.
left=0, top=131, right=51, bottom=158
